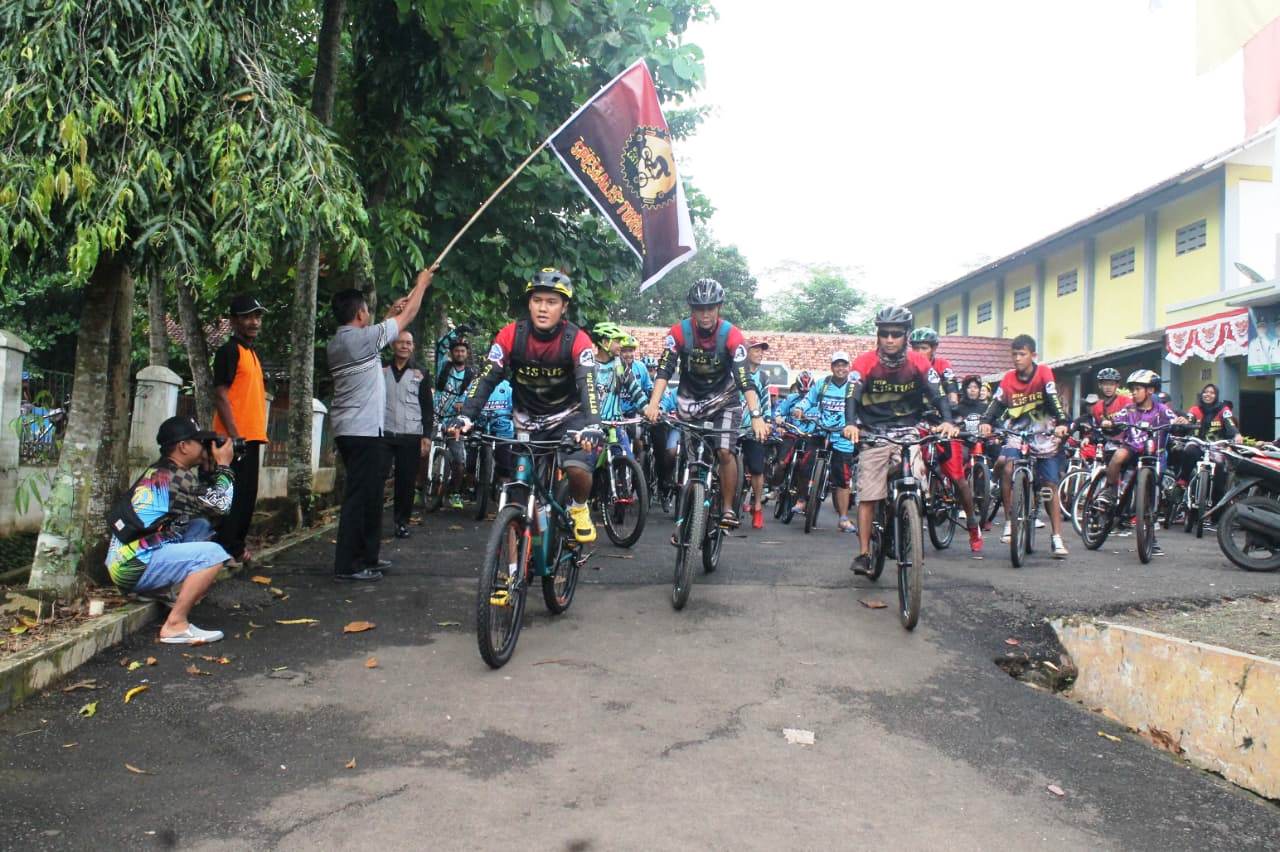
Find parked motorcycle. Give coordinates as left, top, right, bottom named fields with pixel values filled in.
left=1209, top=442, right=1280, bottom=572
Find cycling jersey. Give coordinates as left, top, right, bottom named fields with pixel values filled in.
left=594, top=357, right=647, bottom=422
left=461, top=319, right=599, bottom=427
left=434, top=364, right=475, bottom=421
left=1110, top=400, right=1175, bottom=454
left=621, top=359, right=653, bottom=415
left=658, top=387, right=678, bottom=414
left=477, top=380, right=515, bottom=439
left=739, top=368, right=774, bottom=434
left=952, top=397, right=986, bottom=435
left=1090, top=393, right=1131, bottom=426
left=930, top=355, right=957, bottom=396
left=796, top=377, right=854, bottom=452
left=1186, top=402, right=1238, bottom=441
left=846, top=349, right=950, bottom=429
left=982, top=363, right=1066, bottom=432
left=656, top=318, right=752, bottom=399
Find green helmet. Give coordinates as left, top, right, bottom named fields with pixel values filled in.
left=591, top=321, right=626, bottom=344
left=909, top=327, right=939, bottom=346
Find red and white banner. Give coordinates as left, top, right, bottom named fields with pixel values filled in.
left=1165, top=308, right=1251, bottom=364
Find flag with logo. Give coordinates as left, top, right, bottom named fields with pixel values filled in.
left=548, top=60, right=697, bottom=291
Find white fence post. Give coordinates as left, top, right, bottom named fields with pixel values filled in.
left=0, top=329, right=32, bottom=536
left=128, top=365, right=182, bottom=467
left=310, top=398, right=327, bottom=472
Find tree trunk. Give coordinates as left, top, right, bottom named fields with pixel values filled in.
left=286, top=0, right=347, bottom=528
left=28, top=258, right=135, bottom=595
left=175, top=279, right=214, bottom=426
left=146, top=275, right=168, bottom=367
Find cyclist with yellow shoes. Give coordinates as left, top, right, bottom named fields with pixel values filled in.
left=449, top=269, right=604, bottom=543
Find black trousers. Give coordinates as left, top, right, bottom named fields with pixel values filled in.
left=334, top=435, right=390, bottom=575
left=215, top=441, right=262, bottom=559
left=384, top=434, right=421, bottom=526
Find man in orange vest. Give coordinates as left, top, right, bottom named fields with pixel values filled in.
left=212, top=294, right=269, bottom=565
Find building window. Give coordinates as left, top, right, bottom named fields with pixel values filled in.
left=1175, top=219, right=1207, bottom=255
left=945, top=314, right=958, bottom=335
left=1014, top=286, right=1031, bottom=311
left=976, top=301, right=993, bottom=323
left=1110, top=247, right=1135, bottom=278
left=1056, top=269, right=1078, bottom=297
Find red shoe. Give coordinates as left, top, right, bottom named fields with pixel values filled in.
left=969, top=526, right=983, bottom=553
left=752, top=508, right=764, bottom=530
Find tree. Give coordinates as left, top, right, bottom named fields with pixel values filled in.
left=767, top=266, right=875, bottom=334
left=1, top=0, right=367, bottom=593
left=615, top=226, right=762, bottom=327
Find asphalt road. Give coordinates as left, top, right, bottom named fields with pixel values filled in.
left=3, top=497, right=1279, bottom=850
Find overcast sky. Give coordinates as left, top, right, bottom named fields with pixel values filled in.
left=676, top=0, right=1247, bottom=302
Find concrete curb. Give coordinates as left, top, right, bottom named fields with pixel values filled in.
left=0, top=602, right=158, bottom=714
left=1053, top=617, right=1279, bottom=800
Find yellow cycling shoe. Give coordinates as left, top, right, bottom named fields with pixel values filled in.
left=568, top=503, right=597, bottom=544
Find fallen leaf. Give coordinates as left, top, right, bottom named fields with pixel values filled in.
left=271, top=665, right=289, bottom=671
left=248, top=622, right=264, bottom=629
left=127, top=661, right=142, bottom=671
left=145, top=657, right=157, bottom=666
left=858, top=599, right=888, bottom=610
left=365, top=657, right=379, bottom=669
left=61, top=679, right=99, bottom=693
left=7, top=625, right=27, bottom=635
left=125, top=763, right=153, bottom=775
left=185, top=665, right=211, bottom=677
left=62, top=743, right=78, bottom=749
left=1142, top=727, right=1185, bottom=756
left=19, top=615, right=38, bottom=628
left=270, top=587, right=286, bottom=598
left=435, top=621, right=461, bottom=628
left=449, top=524, right=464, bottom=531
left=123, top=685, right=149, bottom=703
left=276, top=618, right=318, bottom=625
left=343, top=620, right=376, bottom=634
left=782, top=728, right=815, bottom=745
left=78, top=701, right=98, bottom=718
left=345, top=757, right=357, bottom=769
left=250, top=575, right=272, bottom=585
left=1098, top=731, right=1122, bottom=743
left=1046, top=784, right=1066, bottom=798
left=1004, top=638, right=1021, bottom=647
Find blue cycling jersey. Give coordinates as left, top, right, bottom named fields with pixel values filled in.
left=478, top=380, right=514, bottom=438
left=621, top=360, right=653, bottom=414
left=796, top=378, right=853, bottom=452
left=739, top=368, right=773, bottom=433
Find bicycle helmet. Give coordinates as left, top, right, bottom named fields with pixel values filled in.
left=796, top=370, right=814, bottom=392
left=687, top=278, right=725, bottom=307
left=591, top=321, right=626, bottom=343
left=874, top=305, right=914, bottom=330
left=1125, top=369, right=1161, bottom=389
left=909, top=327, right=939, bottom=346
left=1096, top=367, right=1121, bottom=382
left=643, top=354, right=658, bottom=368
left=620, top=335, right=639, bottom=349
left=525, top=268, right=574, bottom=300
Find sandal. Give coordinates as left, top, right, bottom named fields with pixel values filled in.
left=159, top=624, right=224, bottom=645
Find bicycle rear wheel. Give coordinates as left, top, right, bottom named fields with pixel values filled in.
left=1009, top=468, right=1030, bottom=568
left=541, top=531, right=581, bottom=614
left=672, top=480, right=705, bottom=610
left=424, top=452, right=448, bottom=513
left=897, top=498, right=924, bottom=630
left=1135, top=467, right=1156, bottom=563
left=1182, top=474, right=1198, bottom=533
left=869, top=502, right=889, bottom=581
left=804, top=458, right=827, bottom=534
left=971, top=458, right=991, bottom=530
left=926, top=475, right=957, bottom=550
left=474, top=444, right=495, bottom=520
left=476, top=505, right=529, bottom=669
left=602, top=454, right=648, bottom=548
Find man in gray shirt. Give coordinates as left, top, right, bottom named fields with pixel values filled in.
left=327, top=266, right=434, bottom=582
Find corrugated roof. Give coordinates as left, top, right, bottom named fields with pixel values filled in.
left=624, top=326, right=1011, bottom=380
left=905, top=126, right=1278, bottom=310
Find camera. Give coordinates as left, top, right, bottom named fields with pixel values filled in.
left=203, top=435, right=246, bottom=461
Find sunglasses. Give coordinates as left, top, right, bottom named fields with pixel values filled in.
left=878, top=330, right=906, bottom=340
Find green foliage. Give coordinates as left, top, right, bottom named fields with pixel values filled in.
left=0, top=0, right=369, bottom=290
left=766, top=266, right=878, bottom=334
left=614, top=226, right=761, bottom=327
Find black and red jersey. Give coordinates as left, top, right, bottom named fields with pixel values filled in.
left=983, top=363, right=1066, bottom=431
left=847, top=349, right=949, bottom=429
left=1089, top=393, right=1131, bottom=426
left=461, top=319, right=599, bottom=422
left=655, top=318, right=752, bottom=398
left=1186, top=403, right=1238, bottom=441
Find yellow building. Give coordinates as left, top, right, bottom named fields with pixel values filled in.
left=907, top=127, right=1279, bottom=440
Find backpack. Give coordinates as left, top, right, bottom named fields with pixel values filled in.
left=678, top=318, right=731, bottom=358
left=105, top=462, right=173, bottom=543
left=511, top=318, right=580, bottom=367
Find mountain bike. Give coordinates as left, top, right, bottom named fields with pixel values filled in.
left=967, top=435, right=994, bottom=533
left=665, top=416, right=738, bottom=610
left=421, top=424, right=456, bottom=513
left=801, top=425, right=845, bottom=534
left=1175, top=435, right=1230, bottom=538
left=857, top=429, right=946, bottom=630
left=467, top=433, right=497, bottom=520
left=1080, top=422, right=1172, bottom=564
left=594, top=418, right=648, bottom=547
left=772, top=423, right=810, bottom=525
left=990, top=427, right=1062, bottom=568
left=920, top=431, right=964, bottom=550
left=474, top=431, right=591, bottom=669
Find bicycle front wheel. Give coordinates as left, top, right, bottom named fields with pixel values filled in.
left=897, top=498, right=924, bottom=630
left=1135, top=467, right=1156, bottom=564
left=1009, top=468, right=1030, bottom=568
left=926, top=475, right=956, bottom=550
left=424, top=452, right=448, bottom=513
left=1194, top=467, right=1212, bottom=539
left=476, top=505, right=530, bottom=669
left=672, top=480, right=705, bottom=610
left=602, top=454, right=648, bottom=548
left=804, top=458, right=827, bottom=534
left=1080, top=472, right=1112, bottom=550
left=971, top=458, right=991, bottom=530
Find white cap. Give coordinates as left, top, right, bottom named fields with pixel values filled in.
left=830, top=351, right=850, bottom=364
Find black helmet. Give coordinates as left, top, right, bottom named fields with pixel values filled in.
left=1096, top=367, right=1121, bottom=382
left=525, top=268, right=574, bottom=300
left=874, top=305, right=914, bottom=330
left=687, top=278, right=725, bottom=307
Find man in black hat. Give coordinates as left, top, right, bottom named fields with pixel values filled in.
left=212, top=294, right=270, bottom=565
left=105, top=416, right=236, bottom=645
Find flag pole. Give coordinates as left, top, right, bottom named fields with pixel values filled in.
left=428, top=140, right=550, bottom=269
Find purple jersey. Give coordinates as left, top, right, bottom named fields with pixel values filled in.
left=1110, top=401, right=1175, bottom=453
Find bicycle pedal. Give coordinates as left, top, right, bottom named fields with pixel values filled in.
left=489, top=590, right=511, bottom=607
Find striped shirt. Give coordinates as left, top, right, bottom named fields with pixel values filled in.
left=327, top=318, right=400, bottom=437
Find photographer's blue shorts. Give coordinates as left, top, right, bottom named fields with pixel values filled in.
left=133, top=520, right=228, bottom=593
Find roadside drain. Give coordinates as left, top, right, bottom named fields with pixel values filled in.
left=993, top=650, right=1077, bottom=693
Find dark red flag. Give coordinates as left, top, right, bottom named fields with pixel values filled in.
left=548, top=60, right=697, bottom=291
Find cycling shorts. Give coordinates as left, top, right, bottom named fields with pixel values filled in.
left=829, top=448, right=853, bottom=490
left=939, top=439, right=966, bottom=482
left=740, top=438, right=767, bottom=476
left=998, top=446, right=1063, bottom=485
left=857, top=444, right=925, bottom=503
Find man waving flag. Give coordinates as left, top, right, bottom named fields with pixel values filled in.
left=548, top=60, right=697, bottom=291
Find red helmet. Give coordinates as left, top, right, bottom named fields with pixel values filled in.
left=796, top=370, right=814, bottom=392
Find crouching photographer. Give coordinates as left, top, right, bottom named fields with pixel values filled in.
left=104, top=416, right=236, bottom=645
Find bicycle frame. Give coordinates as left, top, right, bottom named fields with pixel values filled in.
left=493, top=437, right=576, bottom=577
